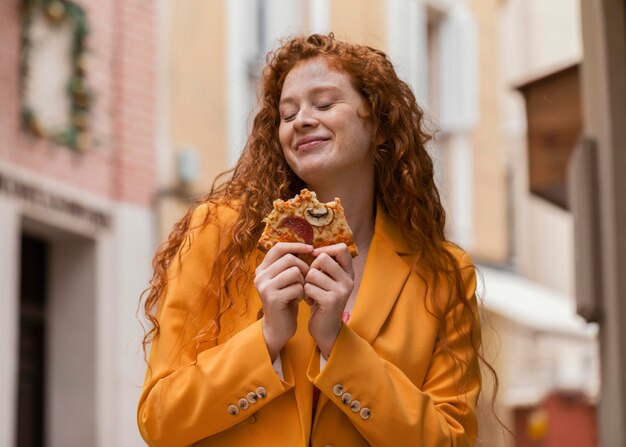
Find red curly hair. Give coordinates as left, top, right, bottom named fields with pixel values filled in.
left=141, top=34, right=499, bottom=416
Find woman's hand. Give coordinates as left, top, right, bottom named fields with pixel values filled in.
left=304, top=243, right=355, bottom=359
left=254, top=242, right=313, bottom=361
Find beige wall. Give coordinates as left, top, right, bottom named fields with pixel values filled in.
left=501, top=0, right=582, bottom=83
left=330, top=0, right=386, bottom=49
left=169, top=0, right=227, bottom=193
left=161, top=0, right=228, bottom=240
left=468, top=0, right=509, bottom=263
left=477, top=312, right=515, bottom=447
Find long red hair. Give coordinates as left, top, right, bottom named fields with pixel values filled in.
left=141, top=34, right=499, bottom=417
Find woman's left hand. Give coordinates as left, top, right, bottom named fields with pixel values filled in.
left=304, top=243, right=355, bottom=359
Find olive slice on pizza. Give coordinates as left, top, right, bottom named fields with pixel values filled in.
left=258, top=189, right=358, bottom=259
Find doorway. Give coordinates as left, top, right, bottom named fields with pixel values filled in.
left=17, top=234, right=48, bottom=447
left=16, top=222, right=97, bottom=447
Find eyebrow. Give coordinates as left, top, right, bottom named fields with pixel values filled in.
left=279, top=85, right=342, bottom=106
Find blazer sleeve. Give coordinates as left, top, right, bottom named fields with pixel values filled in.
left=137, top=204, right=293, bottom=447
left=307, top=253, right=481, bottom=447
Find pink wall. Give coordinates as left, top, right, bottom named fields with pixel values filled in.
left=0, top=0, right=157, bottom=207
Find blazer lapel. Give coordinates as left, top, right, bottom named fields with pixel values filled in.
left=347, top=207, right=412, bottom=344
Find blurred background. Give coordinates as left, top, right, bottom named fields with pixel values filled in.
left=1, top=0, right=624, bottom=445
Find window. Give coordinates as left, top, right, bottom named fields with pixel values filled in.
left=518, top=64, right=582, bottom=209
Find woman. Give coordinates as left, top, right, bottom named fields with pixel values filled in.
left=138, top=33, right=484, bottom=447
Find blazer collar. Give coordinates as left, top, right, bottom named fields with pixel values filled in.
left=347, top=204, right=413, bottom=344
left=373, top=203, right=413, bottom=255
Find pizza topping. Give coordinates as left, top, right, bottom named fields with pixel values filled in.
left=257, top=188, right=358, bottom=258
left=305, top=205, right=334, bottom=227
left=280, top=216, right=314, bottom=245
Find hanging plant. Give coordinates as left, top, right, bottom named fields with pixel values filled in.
left=20, top=0, right=93, bottom=152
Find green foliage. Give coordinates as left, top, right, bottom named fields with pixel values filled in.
left=20, top=0, right=93, bottom=152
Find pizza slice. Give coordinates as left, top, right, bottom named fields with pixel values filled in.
left=258, top=189, right=358, bottom=261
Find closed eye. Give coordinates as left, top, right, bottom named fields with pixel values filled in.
left=282, top=113, right=297, bottom=122
left=316, top=103, right=333, bottom=111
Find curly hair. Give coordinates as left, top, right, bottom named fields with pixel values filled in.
left=141, top=34, right=499, bottom=418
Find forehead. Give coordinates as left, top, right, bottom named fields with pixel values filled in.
left=280, top=57, right=355, bottom=99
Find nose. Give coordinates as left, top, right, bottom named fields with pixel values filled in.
left=293, top=106, right=318, bottom=129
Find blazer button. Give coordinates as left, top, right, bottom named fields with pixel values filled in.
left=256, top=386, right=267, bottom=399
left=238, top=398, right=250, bottom=410
left=360, top=407, right=371, bottom=420
left=341, top=392, right=352, bottom=405
left=246, top=391, right=258, bottom=403
left=332, top=384, right=344, bottom=396
left=227, top=404, right=239, bottom=416
left=350, top=400, right=361, bottom=412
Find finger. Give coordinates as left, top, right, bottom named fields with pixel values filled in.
left=312, top=243, right=354, bottom=275
left=305, top=266, right=336, bottom=292
left=256, top=263, right=304, bottom=299
left=310, top=252, right=350, bottom=282
left=266, top=283, right=304, bottom=307
left=259, top=242, right=313, bottom=269
left=304, top=282, right=329, bottom=304
left=280, top=283, right=305, bottom=304
left=271, top=266, right=305, bottom=290
left=264, top=252, right=310, bottom=279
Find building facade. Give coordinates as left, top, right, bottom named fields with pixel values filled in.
left=0, top=0, right=610, bottom=445
left=0, top=0, right=161, bottom=445
left=472, top=0, right=601, bottom=445
left=0, top=0, right=600, bottom=445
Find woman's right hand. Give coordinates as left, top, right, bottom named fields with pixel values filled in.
left=254, top=242, right=313, bottom=361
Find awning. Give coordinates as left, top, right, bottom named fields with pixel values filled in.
left=478, top=265, right=597, bottom=338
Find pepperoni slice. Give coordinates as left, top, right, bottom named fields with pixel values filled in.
left=280, top=216, right=314, bottom=245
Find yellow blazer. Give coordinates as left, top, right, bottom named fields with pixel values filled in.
left=137, top=203, right=480, bottom=447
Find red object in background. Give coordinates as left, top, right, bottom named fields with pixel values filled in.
left=514, top=392, right=598, bottom=447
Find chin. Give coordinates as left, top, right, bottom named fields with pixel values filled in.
left=289, top=160, right=326, bottom=180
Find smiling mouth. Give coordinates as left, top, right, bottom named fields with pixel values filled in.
left=296, top=138, right=330, bottom=151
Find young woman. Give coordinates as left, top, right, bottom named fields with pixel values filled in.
left=138, top=33, right=484, bottom=447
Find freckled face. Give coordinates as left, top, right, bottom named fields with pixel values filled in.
left=278, top=57, right=375, bottom=188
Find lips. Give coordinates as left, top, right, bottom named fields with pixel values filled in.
left=295, top=135, right=330, bottom=151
